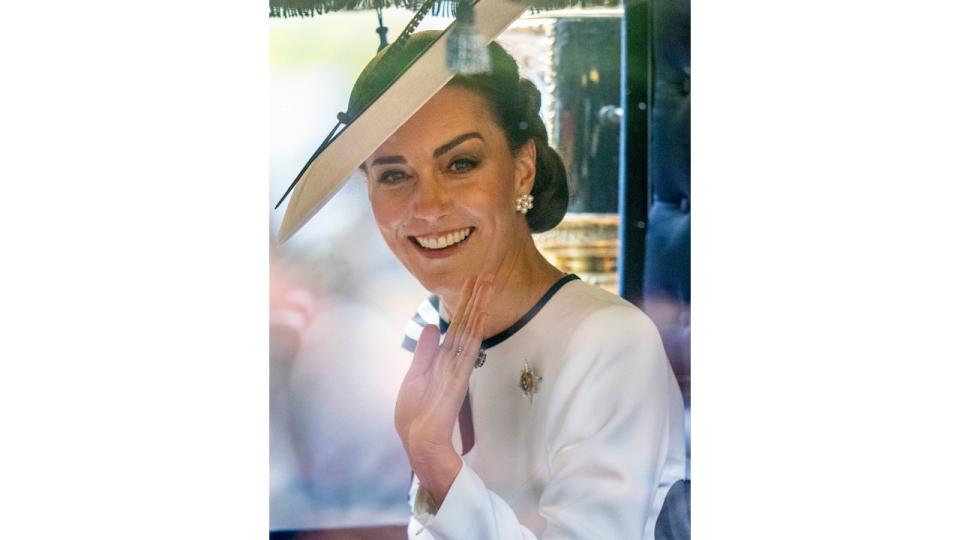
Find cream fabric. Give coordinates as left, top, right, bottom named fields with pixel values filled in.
left=404, top=280, right=686, bottom=539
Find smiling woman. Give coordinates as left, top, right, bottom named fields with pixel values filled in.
left=364, top=85, right=554, bottom=302
left=280, top=28, right=686, bottom=540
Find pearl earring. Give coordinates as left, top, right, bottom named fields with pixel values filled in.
left=515, top=194, right=534, bottom=214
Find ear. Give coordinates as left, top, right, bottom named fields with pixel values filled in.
left=513, top=139, right=537, bottom=196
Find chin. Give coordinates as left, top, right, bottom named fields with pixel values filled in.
left=411, top=268, right=467, bottom=297
left=396, top=240, right=485, bottom=296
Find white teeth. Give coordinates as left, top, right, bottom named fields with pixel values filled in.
left=415, top=228, right=472, bottom=250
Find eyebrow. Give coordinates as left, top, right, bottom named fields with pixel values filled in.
left=370, top=155, right=407, bottom=166
left=433, top=132, right=483, bottom=159
left=369, top=132, right=484, bottom=167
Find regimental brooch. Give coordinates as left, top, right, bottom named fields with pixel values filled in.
left=519, top=360, right=542, bottom=403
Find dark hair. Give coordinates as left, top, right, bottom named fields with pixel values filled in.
left=348, top=31, right=568, bottom=233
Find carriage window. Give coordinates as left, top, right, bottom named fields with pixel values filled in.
left=270, top=3, right=690, bottom=533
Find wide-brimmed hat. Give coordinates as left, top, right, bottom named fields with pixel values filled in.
left=275, top=0, right=532, bottom=243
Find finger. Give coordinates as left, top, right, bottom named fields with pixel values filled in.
left=453, top=273, right=493, bottom=350
left=445, top=274, right=482, bottom=349
left=454, top=280, right=493, bottom=373
left=450, top=277, right=486, bottom=351
left=456, top=311, right=489, bottom=378
left=445, top=275, right=478, bottom=341
left=409, top=324, right=441, bottom=378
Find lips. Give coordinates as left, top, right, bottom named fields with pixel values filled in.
left=410, top=227, right=474, bottom=251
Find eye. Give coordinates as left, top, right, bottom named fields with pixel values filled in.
left=449, top=157, right=479, bottom=174
left=377, top=169, right=410, bottom=185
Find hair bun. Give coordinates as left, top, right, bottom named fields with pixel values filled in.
left=513, top=78, right=565, bottom=232
left=519, top=79, right=542, bottom=121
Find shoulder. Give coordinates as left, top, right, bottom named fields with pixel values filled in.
left=548, top=281, right=674, bottom=397
left=550, top=280, right=663, bottom=353
left=540, top=282, right=683, bottom=457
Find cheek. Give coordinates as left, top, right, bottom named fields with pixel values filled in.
left=369, top=200, right=405, bottom=248
left=486, top=175, right=519, bottom=217
left=369, top=190, right=404, bottom=228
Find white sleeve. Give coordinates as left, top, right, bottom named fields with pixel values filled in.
left=407, top=305, right=686, bottom=540
left=408, top=460, right=538, bottom=540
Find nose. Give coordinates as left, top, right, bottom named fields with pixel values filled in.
left=411, top=173, right=451, bottom=223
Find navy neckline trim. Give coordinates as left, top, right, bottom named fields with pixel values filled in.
left=439, top=274, right=580, bottom=349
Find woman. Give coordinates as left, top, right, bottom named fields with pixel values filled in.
left=350, top=31, right=685, bottom=539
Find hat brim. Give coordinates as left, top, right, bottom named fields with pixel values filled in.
left=277, top=0, right=532, bottom=244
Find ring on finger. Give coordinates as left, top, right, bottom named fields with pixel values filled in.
left=455, top=346, right=464, bottom=358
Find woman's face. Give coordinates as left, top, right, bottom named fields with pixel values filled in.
left=364, top=85, right=535, bottom=297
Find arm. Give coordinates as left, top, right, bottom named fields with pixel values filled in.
left=410, top=306, right=686, bottom=540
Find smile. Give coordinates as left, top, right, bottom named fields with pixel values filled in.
left=411, top=227, right=474, bottom=250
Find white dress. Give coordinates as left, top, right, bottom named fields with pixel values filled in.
left=400, top=276, right=686, bottom=540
